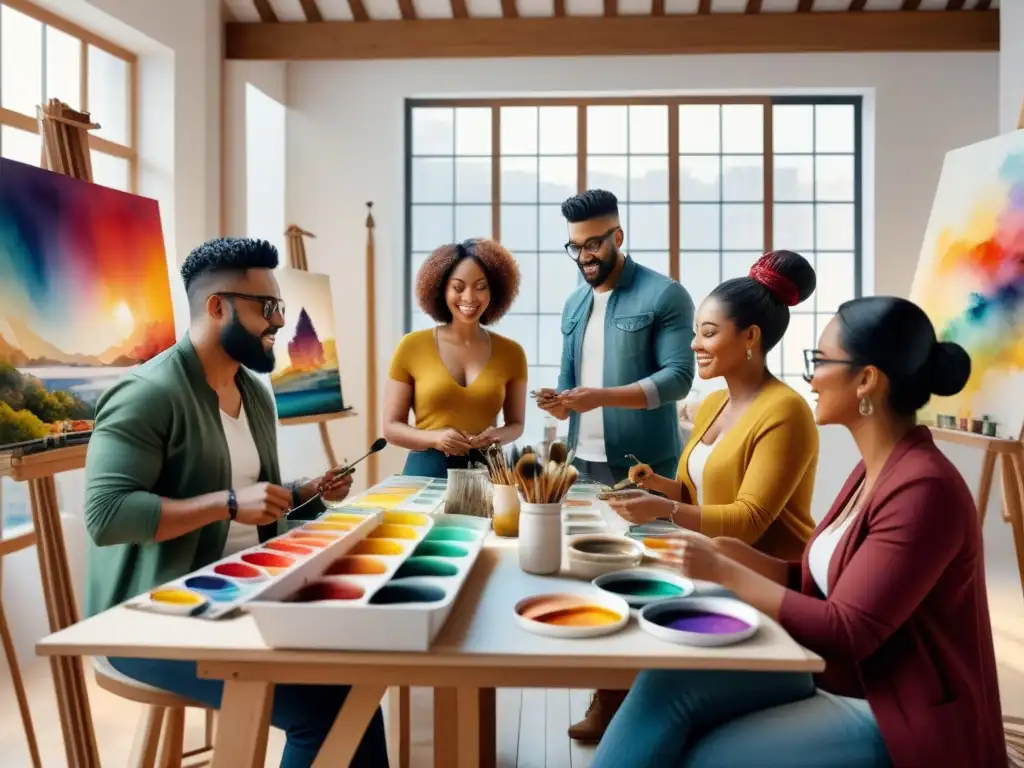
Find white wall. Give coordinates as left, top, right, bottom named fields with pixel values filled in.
left=285, top=52, right=999, bottom=489
left=1001, top=1, right=1024, bottom=133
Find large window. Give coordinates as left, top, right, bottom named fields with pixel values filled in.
left=0, top=0, right=136, bottom=192
left=406, top=97, right=862, bottom=444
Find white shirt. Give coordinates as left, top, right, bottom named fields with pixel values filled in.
left=686, top=436, right=720, bottom=504
left=219, top=403, right=262, bottom=556
left=575, top=290, right=612, bottom=463
left=808, top=489, right=864, bottom=596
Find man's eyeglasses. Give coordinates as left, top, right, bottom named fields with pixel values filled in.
left=564, top=226, right=621, bottom=261
left=215, top=292, right=286, bottom=320
left=802, top=349, right=861, bottom=384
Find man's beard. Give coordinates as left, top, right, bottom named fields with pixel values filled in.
left=220, top=315, right=276, bottom=373
left=578, top=250, right=617, bottom=287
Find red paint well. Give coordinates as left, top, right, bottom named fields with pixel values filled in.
left=265, top=540, right=313, bottom=556
left=242, top=551, right=294, bottom=569
left=213, top=562, right=263, bottom=579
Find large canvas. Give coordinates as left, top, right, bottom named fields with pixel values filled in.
left=270, top=268, right=347, bottom=421
left=0, top=159, right=175, bottom=448
left=908, top=130, right=1024, bottom=438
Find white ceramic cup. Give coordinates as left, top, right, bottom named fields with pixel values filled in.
left=518, top=501, right=563, bottom=575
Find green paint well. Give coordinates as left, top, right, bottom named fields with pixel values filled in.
left=369, top=583, right=446, bottom=605
left=425, top=527, right=477, bottom=543
left=601, top=577, right=685, bottom=598
left=393, top=557, right=459, bottom=579
left=414, top=541, right=469, bottom=558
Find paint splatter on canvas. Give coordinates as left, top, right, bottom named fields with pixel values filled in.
left=270, top=268, right=347, bottom=420
left=909, top=131, right=1024, bottom=437
left=0, top=159, right=175, bottom=448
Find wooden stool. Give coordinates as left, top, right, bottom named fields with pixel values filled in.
left=93, top=657, right=215, bottom=767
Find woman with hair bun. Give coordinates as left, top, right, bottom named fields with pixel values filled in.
left=383, top=238, right=527, bottom=478
left=592, top=296, right=1005, bottom=767
left=574, top=251, right=821, bottom=741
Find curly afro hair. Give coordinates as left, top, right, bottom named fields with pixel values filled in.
left=415, top=239, right=520, bottom=325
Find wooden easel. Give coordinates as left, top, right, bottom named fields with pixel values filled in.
left=0, top=98, right=104, bottom=768
left=283, top=224, right=352, bottom=467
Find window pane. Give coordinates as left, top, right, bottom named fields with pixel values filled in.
left=501, top=157, right=538, bottom=203
left=500, top=205, right=538, bottom=251
left=525, top=365, right=560, bottom=444
left=586, top=156, right=627, bottom=200
left=679, top=251, right=721, bottom=308
left=815, top=252, right=856, bottom=312
left=1, top=478, right=30, bottom=531
left=455, top=157, right=490, bottom=203
left=629, top=105, right=668, bottom=155
left=539, top=252, right=580, bottom=313
left=539, top=204, right=567, bottom=251
left=88, top=45, right=129, bottom=145
left=412, top=205, right=453, bottom=250
left=630, top=252, right=669, bottom=276
left=773, top=105, right=813, bottom=154
left=500, top=107, right=537, bottom=155
left=722, top=156, right=763, bottom=201
left=679, top=156, right=720, bottom=201
left=680, top=204, right=721, bottom=250
left=45, top=26, right=81, bottom=107
left=412, top=311, right=434, bottom=331
left=814, top=155, right=855, bottom=202
left=412, top=157, right=454, bottom=203
left=815, top=104, right=855, bottom=153
left=91, top=151, right=129, bottom=191
left=773, top=155, right=813, bottom=202
left=511, top=252, right=539, bottom=314
left=722, top=252, right=762, bottom=282
left=721, top=105, right=762, bottom=154
left=538, top=315, right=562, bottom=365
left=455, top=107, right=490, bottom=155
left=412, top=108, right=453, bottom=155
left=629, top=156, right=668, bottom=202
left=455, top=204, right=491, bottom=242
left=1, top=126, right=41, bottom=166
left=538, top=156, right=575, bottom=204
left=782, top=314, right=816, bottom=376
left=816, top=204, right=855, bottom=250
left=626, top=204, right=669, bottom=251
left=587, top=106, right=627, bottom=154
left=539, top=107, right=576, bottom=155
left=773, top=203, right=814, bottom=252
left=2, top=6, right=42, bottom=115
left=722, top=204, right=762, bottom=251
left=679, top=105, right=719, bottom=153
left=490, top=314, right=537, bottom=365
left=410, top=251, right=431, bottom=307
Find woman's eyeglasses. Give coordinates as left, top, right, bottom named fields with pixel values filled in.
left=215, top=292, right=286, bottom=320
left=802, top=349, right=862, bottom=383
left=564, top=226, right=621, bottom=261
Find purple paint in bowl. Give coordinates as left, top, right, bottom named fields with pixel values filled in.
left=660, top=609, right=750, bottom=635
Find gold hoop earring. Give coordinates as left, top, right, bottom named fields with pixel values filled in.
left=859, top=397, right=874, bottom=417
left=746, top=348, right=753, bottom=360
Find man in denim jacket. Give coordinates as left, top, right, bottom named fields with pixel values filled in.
left=536, top=189, right=696, bottom=488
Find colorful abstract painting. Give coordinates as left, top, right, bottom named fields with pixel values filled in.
left=270, top=268, right=347, bottom=421
left=0, top=159, right=175, bottom=449
left=909, top=130, right=1024, bottom=438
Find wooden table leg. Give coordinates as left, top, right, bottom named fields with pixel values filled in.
left=450, top=687, right=495, bottom=768
left=479, top=688, right=496, bottom=768
left=434, top=688, right=458, bottom=766
left=311, top=684, right=387, bottom=768
left=386, top=686, right=410, bottom=768
left=211, top=681, right=273, bottom=768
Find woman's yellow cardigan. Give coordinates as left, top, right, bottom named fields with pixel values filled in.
left=677, top=377, right=818, bottom=560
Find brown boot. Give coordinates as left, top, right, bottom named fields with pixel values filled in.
left=568, top=689, right=628, bottom=742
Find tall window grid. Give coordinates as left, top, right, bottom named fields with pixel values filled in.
left=406, top=97, right=862, bottom=444
left=0, top=0, right=136, bottom=192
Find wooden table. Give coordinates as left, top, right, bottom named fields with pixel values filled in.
left=36, top=503, right=824, bottom=767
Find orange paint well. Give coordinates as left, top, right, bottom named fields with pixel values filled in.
left=304, top=522, right=353, bottom=533
left=351, top=539, right=404, bottom=556
left=538, top=606, right=622, bottom=627
left=265, top=540, right=314, bottom=556
left=326, top=556, right=388, bottom=576
left=287, top=534, right=334, bottom=548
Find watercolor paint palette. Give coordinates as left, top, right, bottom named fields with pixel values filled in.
left=245, top=509, right=491, bottom=652
left=124, top=511, right=383, bottom=619
left=343, top=476, right=447, bottom=514
left=639, top=596, right=761, bottom=647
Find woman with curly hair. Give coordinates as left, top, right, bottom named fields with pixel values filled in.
left=384, top=238, right=527, bottom=478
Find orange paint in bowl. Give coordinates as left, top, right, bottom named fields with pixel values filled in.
left=326, top=556, right=388, bottom=576
left=264, top=540, right=314, bottom=556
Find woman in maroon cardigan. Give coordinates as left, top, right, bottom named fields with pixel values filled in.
left=592, top=296, right=1005, bottom=767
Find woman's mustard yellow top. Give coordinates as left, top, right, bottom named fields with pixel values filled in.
left=677, top=377, right=818, bottom=559
left=387, top=328, right=527, bottom=436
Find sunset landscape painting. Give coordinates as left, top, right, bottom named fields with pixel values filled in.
left=908, top=130, right=1024, bottom=438
left=270, top=268, right=347, bottom=421
left=0, top=158, right=175, bottom=448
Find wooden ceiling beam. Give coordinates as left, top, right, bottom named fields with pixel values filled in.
left=604, top=0, right=618, bottom=15
left=945, top=0, right=966, bottom=8
left=698, top=0, right=711, bottom=12
left=224, top=11, right=1000, bottom=60
left=745, top=0, right=763, bottom=11
left=849, top=0, right=867, bottom=9
left=298, top=0, right=324, bottom=21
left=651, top=0, right=665, bottom=14
left=348, top=0, right=370, bottom=21
left=451, top=0, right=468, bottom=18
left=501, top=0, right=518, bottom=17
left=975, top=0, right=991, bottom=9
left=797, top=0, right=814, bottom=10
left=252, top=0, right=278, bottom=22
left=399, top=0, right=417, bottom=18
left=901, top=0, right=921, bottom=9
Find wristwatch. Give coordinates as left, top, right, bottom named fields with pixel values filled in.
left=227, top=488, right=238, bottom=520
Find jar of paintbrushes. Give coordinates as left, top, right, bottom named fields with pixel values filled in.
left=485, top=442, right=577, bottom=575
left=482, top=444, right=521, bottom=537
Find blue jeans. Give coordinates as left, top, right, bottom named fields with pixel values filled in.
left=402, top=447, right=485, bottom=478
left=592, top=670, right=891, bottom=767
left=108, top=657, right=389, bottom=768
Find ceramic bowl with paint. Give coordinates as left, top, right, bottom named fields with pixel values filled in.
left=291, top=580, right=366, bottom=603
left=514, top=592, right=630, bottom=639
left=413, top=541, right=469, bottom=558
left=146, top=587, right=209, bottom=616
left=392, top=556, right=460, bottom=580
left=351, top=539, right=406, bottom=556
left=213, top=561, right=268, bottom=584
left=183, top=574, right=242, bottom=602
left=369, top=581, right=447, bottom=605
left=592, top=568, right=695, bottom=608
left=639, top=596, right=760, bottom=647
left=325, top=556, right=390, bottom=576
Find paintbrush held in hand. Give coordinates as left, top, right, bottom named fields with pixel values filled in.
left=513, top=442, right=578, bottom=504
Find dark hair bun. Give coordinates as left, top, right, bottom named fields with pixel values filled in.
left=926, top=341, right=971, bottom=397
left=750, top=250, right=816, bottom=307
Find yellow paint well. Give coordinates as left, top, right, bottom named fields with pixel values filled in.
left=368, top=524, right=419, bottom=540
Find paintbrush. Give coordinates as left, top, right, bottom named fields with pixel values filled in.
left=548, top=440, right=568, bottom=465
left=515, top=453, right=541, bottom=503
